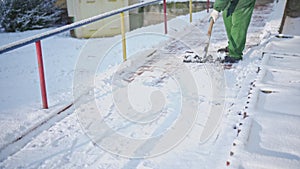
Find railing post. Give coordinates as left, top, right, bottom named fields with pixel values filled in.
left=35, top=40, right=48, bottom=109
left=120, top=12, right=127, bottom=62
left=163, top=0, right=168, bottom=34
left=189, top=0, right=193, bottom=23
left=207, top=0, right=210, bottom=13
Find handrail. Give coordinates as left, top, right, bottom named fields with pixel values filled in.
left=0, top=0, right=164, bottom=109
left=0, top=0, right=161, bottom=54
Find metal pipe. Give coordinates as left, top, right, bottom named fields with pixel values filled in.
left=120, top=12, right=127, bottom=62
left=163, top=0, right=168, bottom=34
left=35, top=41, right=48, bottom=109
left=0, top=0, right=162, bottom=54
left=189, top=0, right=193, bottom=22
left=207, top=0, right=210, bottom=13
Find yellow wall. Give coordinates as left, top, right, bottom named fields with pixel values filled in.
left=67, top=0, right=129, bottom=38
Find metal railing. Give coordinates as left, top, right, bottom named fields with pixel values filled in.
left=0, top=0, right=166, bottom=109
left=0, top=0, right=209, bottom=109
left=0, top=0, right=164, bottom=54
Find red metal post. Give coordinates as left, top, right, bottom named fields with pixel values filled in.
left=207, top=0, right=210, bottom=13
left=35, top=40, right=48, bottom=109
left=163, top=0, right=168, bottom=34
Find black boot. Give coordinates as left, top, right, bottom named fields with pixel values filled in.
left=221, top=56, right=242, bottom=63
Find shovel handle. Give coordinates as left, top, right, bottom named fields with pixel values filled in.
left=207, top=19, right=214, bottom=37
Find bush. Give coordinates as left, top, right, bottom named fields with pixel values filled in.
left=0, top=0, right=62, bottom=32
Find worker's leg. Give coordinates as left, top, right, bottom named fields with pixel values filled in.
left=222, top=11, right=233, bottom=55
left=223, top=4, right=255, bottom=59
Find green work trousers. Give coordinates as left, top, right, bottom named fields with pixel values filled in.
left=222, top=4, right=255, bottom=59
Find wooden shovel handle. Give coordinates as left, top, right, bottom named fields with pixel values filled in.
left=207, top=19, right=214, bottom=37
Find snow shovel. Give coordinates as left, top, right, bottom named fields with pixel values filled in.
left=202, top=19, right=214, bottom=62
left=183, top=19, right=214, bottom=63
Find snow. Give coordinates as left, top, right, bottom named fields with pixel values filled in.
left=228, top=36, right=300, bottom=169
left=0, top=30, right=86, bottom=150
left=0, top=0, right=300, bottom=168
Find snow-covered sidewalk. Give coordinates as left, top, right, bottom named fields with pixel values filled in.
left=2, top=0, right=299, bottom=168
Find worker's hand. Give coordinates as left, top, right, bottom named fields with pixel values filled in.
left=209, top=9, right=219, bottom=22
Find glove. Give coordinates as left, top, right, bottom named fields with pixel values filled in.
left=209, top=9, right=219, bottom=22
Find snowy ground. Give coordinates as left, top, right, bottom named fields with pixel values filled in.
left=228, top=31, right=300, bottom=169
left=1, top=0, right=299, bottom=168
